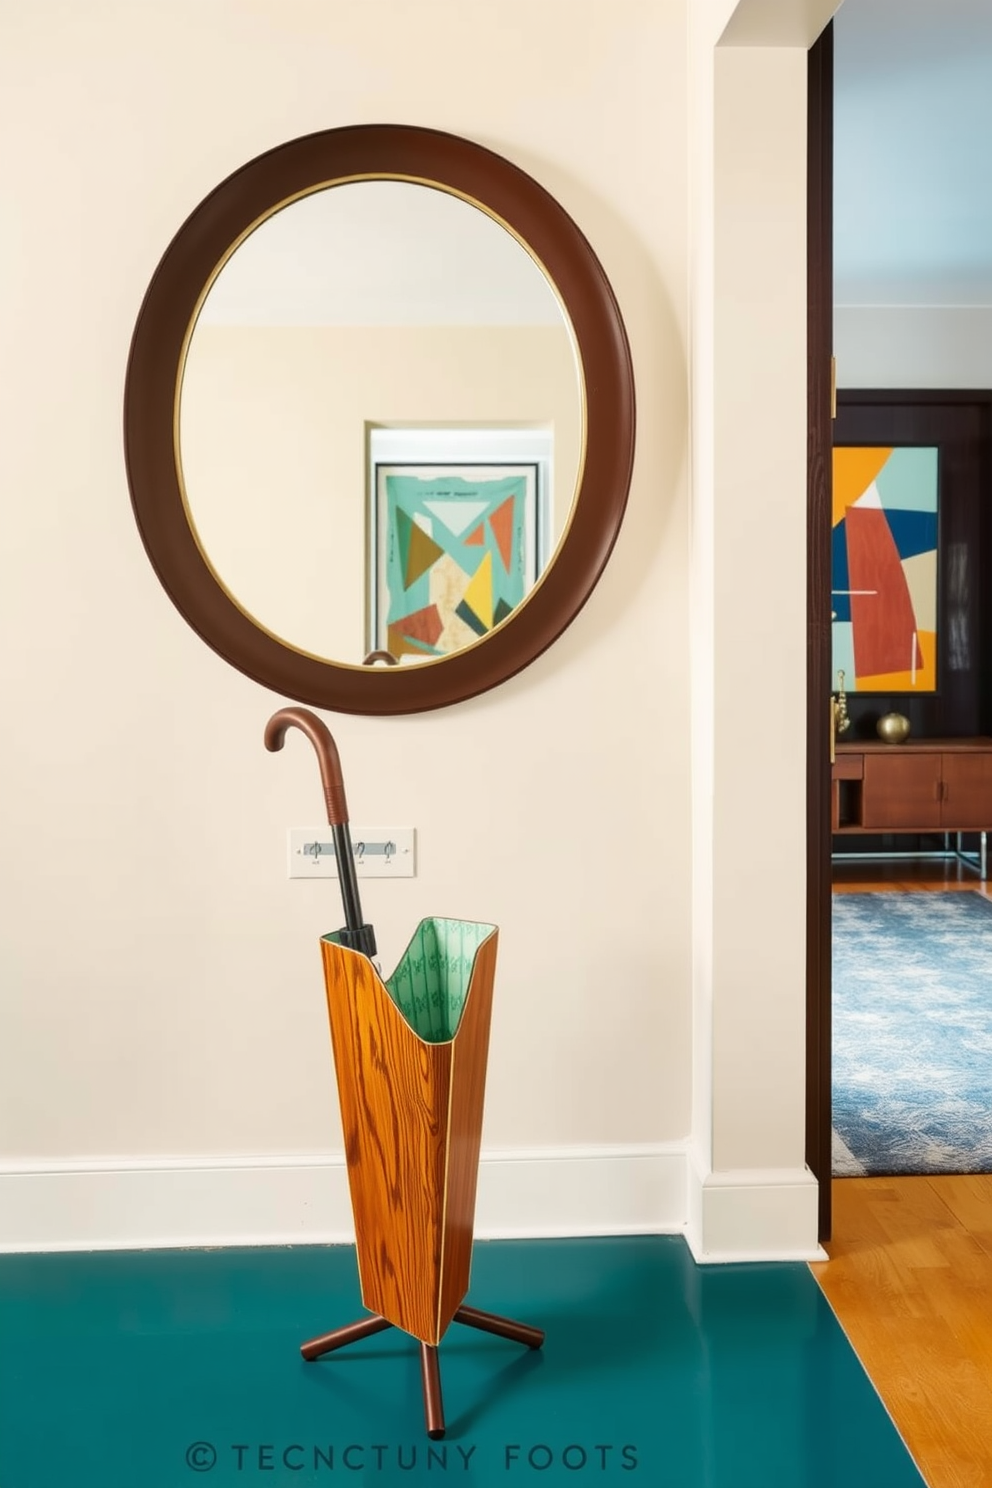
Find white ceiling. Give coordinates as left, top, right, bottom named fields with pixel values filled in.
left=198, top=179, right=564, bottom=327
left=833, top=0, right=992, bottom=306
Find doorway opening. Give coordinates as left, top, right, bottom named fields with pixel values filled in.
left=808, top=9, right=992, bottom=1235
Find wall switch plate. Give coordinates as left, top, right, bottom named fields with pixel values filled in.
left=288, top=828, right=415, bottom=879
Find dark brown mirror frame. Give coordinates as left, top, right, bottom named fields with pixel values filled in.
left=123, top=124, right=635, bottom=715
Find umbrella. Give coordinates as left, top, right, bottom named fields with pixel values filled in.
left=263, top=706, right=377, bottom=961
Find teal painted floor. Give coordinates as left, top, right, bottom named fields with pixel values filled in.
left=0, top=1237, right=924, bottom=1488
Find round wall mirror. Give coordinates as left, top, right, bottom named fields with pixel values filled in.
left=124, top=125, right=635, bottom=714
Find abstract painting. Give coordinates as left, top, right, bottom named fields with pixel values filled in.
left=371, top=463, right=539, bottom=659
left=832, top=446, right=938, bottom=692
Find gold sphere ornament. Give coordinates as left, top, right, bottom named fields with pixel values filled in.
left=877, top=712, right=911, bottom=745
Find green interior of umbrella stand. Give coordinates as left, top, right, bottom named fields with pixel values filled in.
left=324, top=916, right=496, bottom=1042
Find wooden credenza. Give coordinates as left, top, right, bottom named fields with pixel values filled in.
left=832, top=738, right=992, bottom=843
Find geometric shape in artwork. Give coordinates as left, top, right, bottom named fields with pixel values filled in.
left=394, top=505, right=415, bottom=584
left=851, top=482, right=883, bottom=510
left=884, top=509, right=938, bottom=563
left=405, top=520, right=446, bottom=591
left=902, top=550, right=937, bottom=634
left=436, top=607, right=482, bottom=654
left=461, top=550, right=494, bottom=632
left=455, top=598, right=489, bottom=637
left=831, top=521, right=852, bottom=622
left=391, top=603, right=444, bottom=648
left=493, top=596, right=513, bottom=627
left=423, top=500, right=489, bottom=538
left=464, top=523, right=486, bottom=546
left=413, top=513, right=434, bottom=537
left=875, top=447, right=939, bottom=513
left=387, top=620, right=439, bottom=659
left=857, top=629, right=936, bottom=693
left=831, top=619, right=856, bottom=690
left=833, top=446, right=892, bottom=528
left=845, top=506, right=922, bottom=678
left=429, top=552, right=471, bottom=613
left=489, top=496, right=516, bottom=572
left=426, top=553, right=479, bottom=656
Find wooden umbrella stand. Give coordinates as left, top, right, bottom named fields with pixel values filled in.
left=264, top=709, right=544, bottom=1438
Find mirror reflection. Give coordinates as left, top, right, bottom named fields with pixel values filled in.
left=178, top=180, right=584, bottom=666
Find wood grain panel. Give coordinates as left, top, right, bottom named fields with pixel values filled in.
left=840, top=738, right=992, bottom=754
left=320, top=929, right=497, bottom=1346
left=806, top=20, right=834, bottom=1242
left=861, top=751, right=942, bottom=829
left=941, top=753, right=992, bottom=828
left=437, top=930, right=498, bottom=1339
left=321, top=941, right=449, bottom=1342
left=933, top=1173, right=992, bottom=1258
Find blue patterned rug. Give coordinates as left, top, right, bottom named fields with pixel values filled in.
left=833, top=892, right=992, bottom=1176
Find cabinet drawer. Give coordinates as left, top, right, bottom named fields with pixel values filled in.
left=862, top=752, right=942, bottom=830
left=832, top=754, right=863, bottom=780
left=941, top=753, right=992, bottom=828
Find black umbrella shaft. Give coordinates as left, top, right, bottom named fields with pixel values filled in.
left=332, top=823, right=364, bottom=932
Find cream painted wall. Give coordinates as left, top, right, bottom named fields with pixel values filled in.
left=687, top=0, right=839, bottom=1259
left=181, top=323, right=580, bottom=661
left=0, top=0, right=689, bottom=1200
left=1, top=0, right=838, bottom=1259
left=719, top=0, right=837, bottom=45
left=710, top=47, right=809, bottom=1175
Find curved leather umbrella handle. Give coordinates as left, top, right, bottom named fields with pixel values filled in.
left=263, top=706, right=349, bottom=826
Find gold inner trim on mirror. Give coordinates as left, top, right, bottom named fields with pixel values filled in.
left=172, top=172, right=589, bottom=671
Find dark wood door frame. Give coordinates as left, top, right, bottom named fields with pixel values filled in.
left=806, top=22, right=834, bottom=1242
left=805, top=40, right=992, bottom=1236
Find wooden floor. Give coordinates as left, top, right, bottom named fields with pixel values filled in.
left=831, top=854, right=991, bottom=898
left=816, top=856, right=992, bottom=1488
left=813, top=1176, right=992, bottom=1488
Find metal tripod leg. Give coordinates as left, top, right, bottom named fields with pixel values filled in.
left=301, top=1304, right=543, bottom=1438
left=300, top=1313, right=392, bottom=1361
left=454, top=1304, right=545, bottom=1349
left=420, top=1344, right=445, bottom=1439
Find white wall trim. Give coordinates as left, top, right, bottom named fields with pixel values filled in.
left=1, top=1146, right=829, bottom=1263
left=685, top=1152, right=825, bottom=1263
left=0, top=1144, right=688, bottom=1253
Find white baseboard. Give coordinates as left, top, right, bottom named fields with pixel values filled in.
left=685, top=1155, right=825, bottom=1263
left=476, top=1143, right=687, bottom=1239
left=0, top=1144, right=687, bottom=1253
left=1, top=1146, right=827, bottom=1259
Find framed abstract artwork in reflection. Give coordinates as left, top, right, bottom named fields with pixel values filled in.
left=369, top=461, right=541, bottom=660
